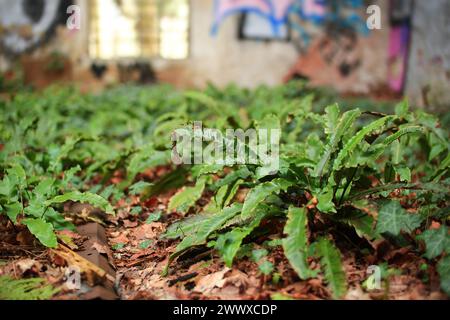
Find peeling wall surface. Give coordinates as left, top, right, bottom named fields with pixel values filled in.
left=406, top=0, right=450, bottom=110
left=155, top=0, right=299, bottom=89
left=0, top=0, right=449, bottom=106
left=158, top=0, right=389, bottom=92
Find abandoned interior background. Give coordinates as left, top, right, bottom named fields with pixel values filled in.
left=0, top=0, right=450, bottom=301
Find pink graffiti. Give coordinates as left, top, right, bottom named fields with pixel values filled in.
left=303, top=0, right=326, bottom=17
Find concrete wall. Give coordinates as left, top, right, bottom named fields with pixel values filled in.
left=405, top=0, right=450, bottom=111
left=1, top=0, right=449, bottom=109
left=155, top=0, right=390, bottom=93
left=154, top=0, right=299, bottom=89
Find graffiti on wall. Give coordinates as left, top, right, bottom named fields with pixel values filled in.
left=387, top=0, right=413, bottom=93
left=0, top=0, right=72, bottom=56
left=212, top=0, right=369, bottom=48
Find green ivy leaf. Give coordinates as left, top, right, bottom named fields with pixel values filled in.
left=417, top=226, right=450, bottom=259
left=437, top=256, right=450, bottom=296
left=376, top=201, right=422, bottom=236
left=22, top=218, right=58, bottom=248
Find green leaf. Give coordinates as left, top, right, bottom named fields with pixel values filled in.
left=34, top=178, right=55, bottom=199
left=112, top=243, right=125, bottom=250
left=61, top=165, right=81, bottom=188
left=252, top=248, right=269, bottom=262
left=315, top=238, right=347, bottom=299
left=0, top=276, right=59, bottom=300
left=333, top=116, right=393, bottom=170
left=314, top=109, right=361, bottom=177
left=271, top=293, right=295, bottom=300
left=0, top=175, right=12, bottom=196
left=212, top=166, right=252, bottom=190
left=215, top=209, right=269, bottom=267
left=48, top=136, right=84, bottom=172
left=139, top=239, right=153, bottom=249
left=146, top=211, right=162, bottom=223
left=22, top=218, right=58, bottom=248
left=44, top=207, right=76, bottom=232
left=258, top=260, right=274, bottom=275
left=376, top=200, right=422, bottom=236
left=8, top=164, right=27, bottom=189
left=127, top=147, right=169, bottom=183
left=437, top=256, right=450, bottom=296
left=241, top=178, right=292, bottom=219
left=324, top=104, right=340, bottom=135
left=282, top=207, right=315, bottom=279
left=164, top=203, right=242, bottom=274
left=381, top=126, right=424, bottom=147
left=395, top=99, right=409, bottom=118
left=168, top=176, right=207, bottom=213
left=129, top=181, right=153, bottom=195
left=5, top=202, right=22, bottom=223
left=45, top=191, right=114, bottom=215
left=417, top=226, right=449, bottom=259
left=394, top=165, right=411, bottom=182
left=316, top=189, right=336, bottom=214
left=192, top=164, right=224, bottom=177
left=340, top=210, right=379, bottom=241
left=184, top=91, right=224, bottom=115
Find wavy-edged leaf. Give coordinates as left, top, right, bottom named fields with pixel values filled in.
left=216, top=208, right=269, bottom=267
left=315, top=237, right=347, bottom=299
left=376, top=200, right=422, bottom=236
left=381, top=126, right=424, bottom=146
left=433, top=152, right=450, bottom=181
left=162, top=214, right=210, bottom=240
left=212, top=166, right=252, bottom=190
left=168, top=176, right=207, bottom=214
left=45, top=191, right=114, bottom=215
left=333, top=116, right=394, bottom=170
left=164, top=203, right=242, bottom=274
left=48, top=136, right=92, bottom=172
left=44, top=207, right=76, bottom=232
left=184, top=91, right=225, bottom=115
left=0, top=276, right=59, bottom=300
left=22, top=218, right=58, bottom=248
left=241, top=178, right=293, bottom=219
left=127, top=146, right=170, bottom=183
left=282, top=206, right=315, bottom=279
left=314, top=109, right=361, bottom=177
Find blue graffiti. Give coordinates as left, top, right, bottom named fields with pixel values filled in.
left=212, top=0, right=370, bottom=46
